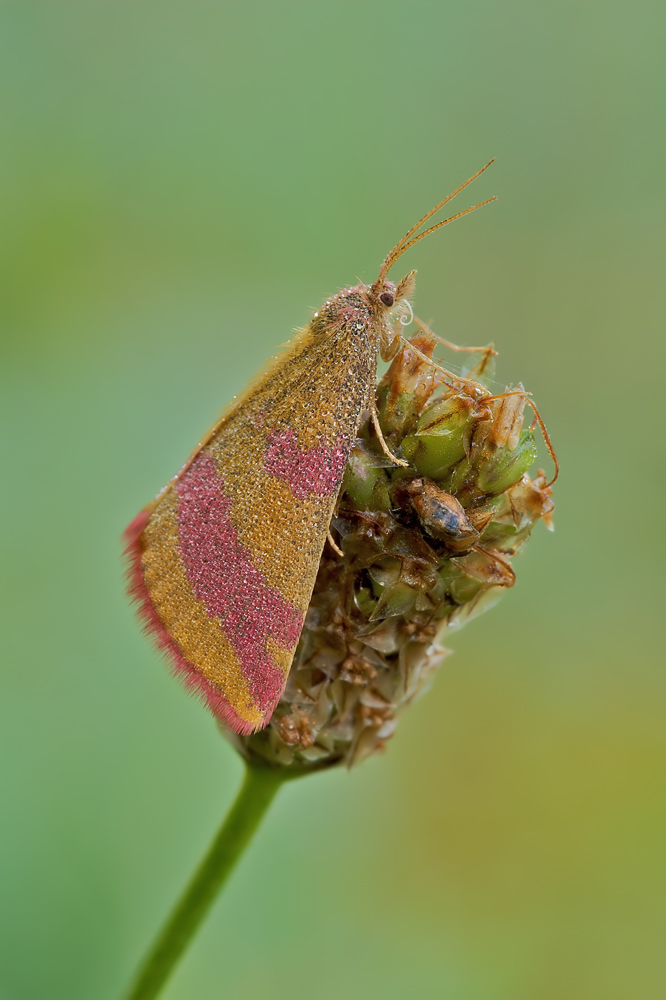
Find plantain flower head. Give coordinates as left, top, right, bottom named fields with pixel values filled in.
left=228, top=328, right=554, bottom=771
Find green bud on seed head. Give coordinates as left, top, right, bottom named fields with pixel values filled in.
left=476, top=430, right=539, bottom=494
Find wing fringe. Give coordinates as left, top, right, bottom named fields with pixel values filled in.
left=122, top=510, right=261, bottom=736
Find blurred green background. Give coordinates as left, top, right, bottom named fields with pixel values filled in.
left=1, top=2, right=665, bottom=998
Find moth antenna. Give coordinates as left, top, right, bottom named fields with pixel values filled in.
left=382, top=159, right=495, bottom=274
left=386, top=198, right=498, bottom=276
left=375, top=159, right=497, bottom=286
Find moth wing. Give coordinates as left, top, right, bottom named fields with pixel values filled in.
left=125, top=325, right=375, bottom=734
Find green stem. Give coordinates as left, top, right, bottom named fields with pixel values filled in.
left=122, top=763, right=285, bottom=1000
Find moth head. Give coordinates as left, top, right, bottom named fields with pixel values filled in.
left=371, top=271, right=416, bottom=312
left=369, top=273, right=418, bottom=362
left=313, top=162, right=497, bottom=347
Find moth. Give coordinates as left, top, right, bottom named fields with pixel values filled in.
left=125, top=162, right=498, bottom=734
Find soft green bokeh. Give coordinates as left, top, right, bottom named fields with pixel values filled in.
left=1, top=3, right=664, bottom=998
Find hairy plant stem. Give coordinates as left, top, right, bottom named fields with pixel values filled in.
left=122, top=763, right=289, bottom=1000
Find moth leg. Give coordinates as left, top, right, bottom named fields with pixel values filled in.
left=398, top=334, right=489, bottom=398
left=370, top=399, right=409, bottom=467
left=398, top=335, right=482, bottom=393
left=327, top=526, right=344, bottom=558
left=379, top=316, right=404, bottom=362
left=413, top=315, right=497, bottom=377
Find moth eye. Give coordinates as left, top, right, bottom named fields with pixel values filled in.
left=379, top=291, right=395, bottom=307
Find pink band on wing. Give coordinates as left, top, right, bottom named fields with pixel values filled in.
left=264, top=427, right=349, bottom=499
left=123, top=510, right=253, bottom=735
left=175, top=452, right=304, bottom=712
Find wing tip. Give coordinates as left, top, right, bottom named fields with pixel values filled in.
left=122, top=510, right=262, bottom=737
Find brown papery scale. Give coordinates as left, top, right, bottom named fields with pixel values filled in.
left=228, top=326, right=556, bottom=770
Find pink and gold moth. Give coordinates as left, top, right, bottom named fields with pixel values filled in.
left=124, top=162, right=497, bottom=734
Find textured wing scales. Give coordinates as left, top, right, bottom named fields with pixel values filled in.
left=125, top=325, right=376, bottom=733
